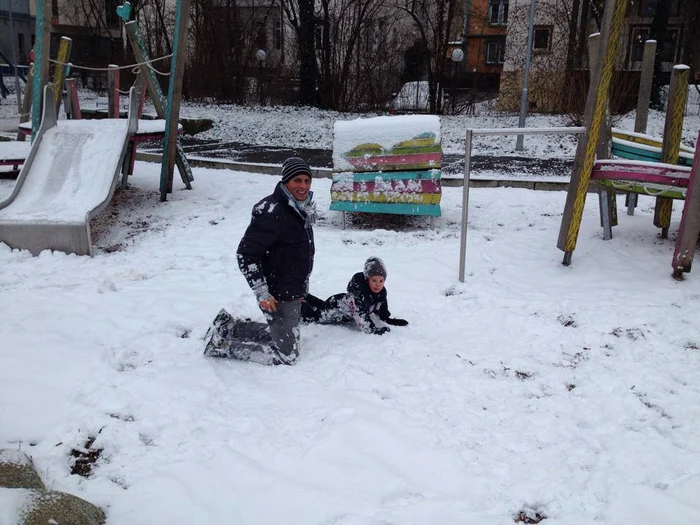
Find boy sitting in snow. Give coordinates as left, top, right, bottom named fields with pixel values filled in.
left=301, top=257, right=408, bottom=335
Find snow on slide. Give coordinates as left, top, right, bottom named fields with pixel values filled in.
left=0, top=86, right=138, bottom=256
left=3, top=120, right=129, bottom=222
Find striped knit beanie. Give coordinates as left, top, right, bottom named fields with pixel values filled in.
left=281, top=157, right=312, bottom=183
left=363, top=257, right=387, bottom=279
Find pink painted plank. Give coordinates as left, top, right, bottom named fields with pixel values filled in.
left=330, top=179, right=441, bottom=194
left=347, top=152, right=442, bottom=169
left=592, top=160, right=690, bottom=188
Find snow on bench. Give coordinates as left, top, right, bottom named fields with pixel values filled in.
left=331, top=115, right=443, bottom=219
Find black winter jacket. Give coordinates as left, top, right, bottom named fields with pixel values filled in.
left=346, top=272, right=391, bottom=332
left=301, top=272, right=391, bottom=334
left=237, top=183, right=315, bottom=302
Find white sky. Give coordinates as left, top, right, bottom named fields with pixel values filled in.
left=0, top=100, right=699, bottom=524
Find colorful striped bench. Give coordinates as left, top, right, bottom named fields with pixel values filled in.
left=330, top=115, right=442, bottom=227
left=591, top=159, right=691, bottom=200
left=611, top=128, right=695, bottom=167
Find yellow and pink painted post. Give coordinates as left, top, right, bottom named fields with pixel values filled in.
left=556, top=0, right=628, bottom=265
left=654, top=65, right=690, bottom=238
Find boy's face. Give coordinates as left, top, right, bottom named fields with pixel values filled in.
left=367, top=275, right=385, bottom=293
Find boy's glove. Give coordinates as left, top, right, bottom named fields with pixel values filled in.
left=385, top=318, right=408, bottom=326
left=372, top=326, right=391, bottom=335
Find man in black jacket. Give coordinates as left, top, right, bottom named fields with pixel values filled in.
left=204, top=157, right=316, bottom=365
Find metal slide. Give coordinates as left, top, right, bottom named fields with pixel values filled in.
left=0, top=86, right=138, bottom=256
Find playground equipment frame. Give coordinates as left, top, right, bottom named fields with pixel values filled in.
left=459, top=126, right=586, bottom=283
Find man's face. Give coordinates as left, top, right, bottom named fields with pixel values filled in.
left=286, top=175, right=312, bottom=201
left=368, top=275, right=385, bottom=293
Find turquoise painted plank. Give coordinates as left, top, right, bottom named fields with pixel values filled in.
left=31, top=1, right=47, bottom=139
left=612, top=143, right=693, bottom=167
left=611, top=145, right=660, bottom=162
left=330, top=201, right=441, bottom=217
left=332, top=170, right=441, bottom=183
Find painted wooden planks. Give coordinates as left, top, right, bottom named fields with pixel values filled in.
left=330, top=169, right=442, bottom=212
left=329, top=200, right=441, bottom=216
left=592, top=159, right=691, bottom=199
left=342, top=132, right=442, bottom=172
left=331, top=174, right=441, bottom=194
left=332, top=117, right=443, bottom=219
left=611, top=127, right=695, bottom=153
left=331, top=191, right=441, bottom=205
left=611, top=138, right=694, bottom=167
left=611, top=128, right=694, bottom=167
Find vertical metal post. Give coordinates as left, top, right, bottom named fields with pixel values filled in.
left=589, top=33, right=613, bottom=240
left=107, top=64, right=119, bottom=118
left=634, top=40, right=656, bottom=135
left=160, top=0, right=192, bottom=200
left=557, top=0, right=627, bottom=264
left=459, top=129, right=473, bottom=282
left=17, top=62, right=32, bottom=141
left=124, top=20, right=193, bottom=189
left=627, top=39, right=657, bottom=215
left=31, top=0, right=51, bottom=139
left=65, top=77, right=81, bottom=119
left=8, top=0, right=22, bottom=114
left=515, top=0, right=536, bottom=151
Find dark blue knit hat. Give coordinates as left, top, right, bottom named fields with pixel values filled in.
left=281, top=157, right=312, bottom=183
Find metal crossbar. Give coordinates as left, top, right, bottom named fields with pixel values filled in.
left=458, top=126, right=586, bottom=282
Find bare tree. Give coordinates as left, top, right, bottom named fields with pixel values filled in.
left=648, top=0, right=672, bottom=109
left=283, top=0, right=407, bottom=110
left=187, top=0, right=283, bottom=102
left=394, top=0, right=460, bottom=113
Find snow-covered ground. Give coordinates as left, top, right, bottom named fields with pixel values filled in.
left=2, top=158, right=700, bottom=524
left=1, top=87, right=700, bottom=523
left=2, top=89, right=699, bottom=158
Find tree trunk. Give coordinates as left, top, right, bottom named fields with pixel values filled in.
left=648, top=0, right=671, bottom=110
left=297, top=0, right=317, bottom=105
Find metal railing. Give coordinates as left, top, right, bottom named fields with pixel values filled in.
left=459, top=126, right=587, bottom=282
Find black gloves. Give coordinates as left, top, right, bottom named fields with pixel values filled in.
left=370, top=320, right=408, bottom=334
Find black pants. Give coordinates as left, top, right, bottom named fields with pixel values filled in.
left=204, top=301, right=301, bottom=365
left=301, top=293, right=351, bottom=325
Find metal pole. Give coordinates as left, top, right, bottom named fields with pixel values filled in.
left=160, top=0, right=192, bottom=200
left=31, top=0, right=51, bottom=139
left=459, top=128, right=473, bottom=282
left=8, top=0, right=22, bottom=114
left=515, top=0, right=536, bottom=151
left=628, top=39, right=657, bottom=215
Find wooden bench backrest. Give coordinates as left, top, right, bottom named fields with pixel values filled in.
left=330, top=115, right=443, bottom=217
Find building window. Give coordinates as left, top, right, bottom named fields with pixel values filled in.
left=488, top=0, right=508, bottom=25
left=638, top=0, right=680, bottom=18
left=274, top=19, right=282, bottom=50
left=629, top=26, right=680, bottom=63
left=51, top=0, right=58, bottom=18
left=533, top=26, right=552, bottom=52
left=485, top=39, right=505, bottom=64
